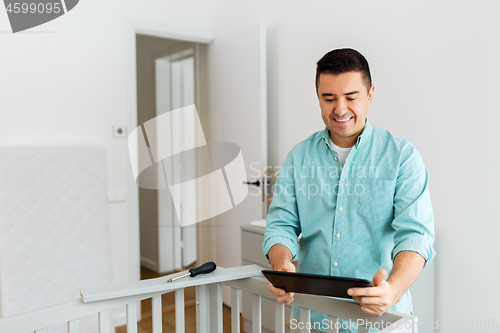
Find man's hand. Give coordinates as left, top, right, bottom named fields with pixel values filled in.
left=347, top=269, right=399, bottom=316
left=347, top=251, right=426, bottom=316
left=267, top=261, right=296, bottom=305
left=267, top=244, right=296, bottom=306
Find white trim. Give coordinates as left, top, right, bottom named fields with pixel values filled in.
left=259, top=22, right=268, bottom=219
left=124, top=16, right=214, bottom=296
left=125, top=17, right=214, bottom=43
left=125, top=17, right=140, bottom=287
left=153, top=44, right=195, bottom=63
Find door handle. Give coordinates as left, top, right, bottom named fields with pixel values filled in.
left=243, top=180, right=261, bottom=187
left=243, top=179, right=271, bottom=187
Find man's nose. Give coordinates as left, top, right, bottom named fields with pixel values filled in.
left=334, top=99, right=348, bottom=117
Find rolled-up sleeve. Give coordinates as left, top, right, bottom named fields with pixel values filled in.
left=263, top=150, right=301, bottom=262
left=391, top=145, right=436, bottom=268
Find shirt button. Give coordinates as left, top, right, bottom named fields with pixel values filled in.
left=338, top=206, right=343, bottom=211
left=334, top=157, right=338, bottom=161
left=337, top=181, right=340, bottom=184
left=333, top=262, right=338, bottom=267
left=336, top=233, right=341, bottom=238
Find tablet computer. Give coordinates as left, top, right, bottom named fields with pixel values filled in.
left=262, top=270, right=371, bottom=299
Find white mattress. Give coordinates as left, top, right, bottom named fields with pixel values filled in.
left=0, top=146, right=112, bottom=332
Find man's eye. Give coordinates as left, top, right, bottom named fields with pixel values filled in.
left=347, top=98, right=356, bottom=101
left=325, top=98, right=335, bottom=102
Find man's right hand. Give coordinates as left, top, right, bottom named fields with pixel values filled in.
left=267, top=261, right=296, bottom=305
left=267, top=245, right=296, bottom=306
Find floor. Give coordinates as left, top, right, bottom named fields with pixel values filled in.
left=115, top=266, right=246, bottom=333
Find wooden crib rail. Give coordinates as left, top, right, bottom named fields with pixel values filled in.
left=0, top=290, right=154, bottom=333
left=224, top=276, right=417, bottom=333
left=0, top=265, right=417, bottom=333
left=80, top=265, right=262, bottom=302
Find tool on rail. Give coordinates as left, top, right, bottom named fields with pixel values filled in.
left=167, top=261, right=217, bottom=282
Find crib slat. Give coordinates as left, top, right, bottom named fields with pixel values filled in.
left=327, top=316, right=338, bottom=333
left=68, top=318, right=80, bottom=333
left=99, top=310, right=110, bottom=333
left=175, top=289, right=185, bottom=333
left=152, top=295, right=162, bottom=333
left=300, top=308, right=311, bottom=333
left=275, top=302, right=285, bottom=333
left=231, top=288, right=240, bottom=333
left=252, top=294, right=261, bottom=333
left=126, top=302, right=138, bottom=333
left=196, top=285, right=210, bottom=333
left=208, top=283, right=223, bottom=333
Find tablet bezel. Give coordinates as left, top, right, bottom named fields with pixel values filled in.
left=262, top=270, right=371, bottom=299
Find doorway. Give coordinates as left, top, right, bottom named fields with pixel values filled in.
left=136, top=35, right=199, bottom=275
left=136, top=32, right=219, bottom=281
left=130, top=32, right=211, bottom=328
left=125, top=21, right=268, bottom=329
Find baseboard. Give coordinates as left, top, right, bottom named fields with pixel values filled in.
left=140, top=256, right=159, bottom=272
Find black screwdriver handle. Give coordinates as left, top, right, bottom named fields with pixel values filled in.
left=189, top=261, right=217, bottom=277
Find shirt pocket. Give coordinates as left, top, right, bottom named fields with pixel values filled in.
left=356, top=178, right=396, bottom=221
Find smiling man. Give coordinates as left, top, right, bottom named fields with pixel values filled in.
left=263, top=49, right=435, bottom=333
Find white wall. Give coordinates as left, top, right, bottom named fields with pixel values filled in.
left=216, top=1, right=500, bottom=332
left=0, top=0, right=216, bottom=307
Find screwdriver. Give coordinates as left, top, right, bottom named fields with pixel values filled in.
left=167, top=261, right=217, bottom=282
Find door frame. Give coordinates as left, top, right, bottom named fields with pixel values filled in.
left=125, top=18, right=214, bottom=284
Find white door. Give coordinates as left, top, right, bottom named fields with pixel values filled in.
left=155, top=47, right=198, bottom=272
left=170, top=56, right=198, bottom=268
left=210, top=23, right=268, bottom=304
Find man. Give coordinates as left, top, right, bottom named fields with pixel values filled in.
left=263, top=48, right=435, bottom=333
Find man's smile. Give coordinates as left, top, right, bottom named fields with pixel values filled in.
left=333, top=116, right=353, bottom=123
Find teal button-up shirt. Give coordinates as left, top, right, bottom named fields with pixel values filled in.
left=263, top=120, right=435, bottom=330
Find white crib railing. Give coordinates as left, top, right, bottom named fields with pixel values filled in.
left=0, top=265, right=417, bottom=333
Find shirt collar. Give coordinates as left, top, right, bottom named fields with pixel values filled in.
left=321, top=118, right=373, bottom=149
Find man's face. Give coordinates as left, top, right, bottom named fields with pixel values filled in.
left=317, top=71, right=374, bottom=147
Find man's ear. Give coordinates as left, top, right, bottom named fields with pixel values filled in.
left=367, top=85, right=375, bottom=105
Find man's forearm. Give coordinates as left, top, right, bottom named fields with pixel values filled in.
left=387, top=250, right=425, bottom=299
left=268, top=244, right=293, bottom=270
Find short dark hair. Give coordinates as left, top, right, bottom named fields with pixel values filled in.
left=315, top=48, right=372, bottom=92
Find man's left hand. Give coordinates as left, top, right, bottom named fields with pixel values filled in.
left=347, top=269, right=399, bottom=317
